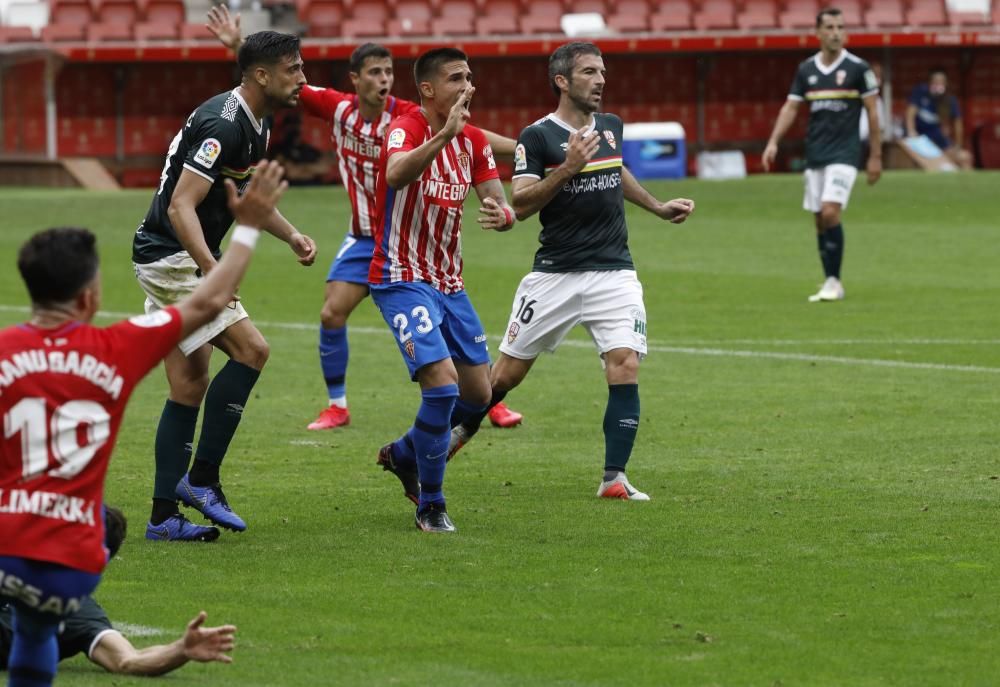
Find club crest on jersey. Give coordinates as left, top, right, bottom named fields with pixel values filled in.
left=808, top=74, right=818, bottom=85
left=836, top=69, right=847, bottom=86
left=194, top=138, right=221, bottom=168
left=387, top=128, right=406, bottom=150
left=404, top=339, right=416, bottom=361
left=483, top=145, right=496, bottom=170
left=603, top=130, right=616, bottom=149
left=514, top=143, right=527, bottom=172
left=457, top=152, right=471, bottom=177
left=507, top=321, right=520, bottom=344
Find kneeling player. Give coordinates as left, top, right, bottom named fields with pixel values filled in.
left=0, top=161, right=286, bottom=687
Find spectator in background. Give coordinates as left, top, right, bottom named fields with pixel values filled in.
left=906, top=67, right=973, bottom=170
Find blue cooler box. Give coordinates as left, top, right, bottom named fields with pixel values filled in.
left=622, top=122, right=687, bottom=179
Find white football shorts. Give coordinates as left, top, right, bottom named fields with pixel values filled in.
left=134, top=251, right=248, bottom=356
left=803, top=163, right=858, bottom=212
left=498, top=270, right=648, bottom=361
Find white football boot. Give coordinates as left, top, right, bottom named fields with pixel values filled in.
left=808, top=276, right=845, bottom=303
left=596, top=472, right=650, bottom=501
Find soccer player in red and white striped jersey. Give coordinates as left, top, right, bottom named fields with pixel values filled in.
left=370, top=48, right=515, bottom=533
left=206, top=7, right=524, bottom=432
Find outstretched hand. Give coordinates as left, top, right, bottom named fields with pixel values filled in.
left=657, top=198, right=695, bottom=224
left=224, top=159, right=288, bottom=229
left=183, top=611, right=237, bottom=664
left=206, top=4, right=241, bottom=51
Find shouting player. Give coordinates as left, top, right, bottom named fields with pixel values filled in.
left=0, top=160, right=286, bottom=687
left=371, top=48, right=515, bottom=532
left=207, top=5, right=524, bottom=432
left=132, top=31, right=317, bottom=541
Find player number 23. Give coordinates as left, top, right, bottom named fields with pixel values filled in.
left=4, top=397, right=111, bottom=480
left=393, top=306, right=434, bottom=343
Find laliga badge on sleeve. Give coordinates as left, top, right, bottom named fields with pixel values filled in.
left=514, top=143, right=527, bottom=172
left=387, top=128, right=406, bottom=150
left=194, top=138, right=222, bottom=169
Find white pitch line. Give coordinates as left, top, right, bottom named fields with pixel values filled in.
left=111, top=622, right=166, bottom=637
left=2, top=304, right=998, bottom=374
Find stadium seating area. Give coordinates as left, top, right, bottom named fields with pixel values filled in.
left=0, top=0, right=995, bottom=43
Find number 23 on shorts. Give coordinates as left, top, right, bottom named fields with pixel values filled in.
left=392, top=305, right=434, bottom=343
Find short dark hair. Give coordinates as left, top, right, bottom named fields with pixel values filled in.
left=238, top=31, right=301, bottom=73
left=414, top=47, right=468, bottom=86
left=350, top=43, right=392, bottom=74
left=104, top=506, right=127, bottom=559
left=929, top=66, right=948, bottom=78
left=548, top=42, right=602, bottom=97
left=816, top=6, right=842, bottom=26
left=17, top=227, right=99, bottom=306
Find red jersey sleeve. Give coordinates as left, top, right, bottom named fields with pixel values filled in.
left=467, top=126, right=501, bottom=185
left=384, top=114, right=425, bottom=159
left=299, top=85, right=350, bottom=121
left=104, top=307, right=183, bottom=381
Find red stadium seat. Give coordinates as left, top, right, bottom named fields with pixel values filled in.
left=0, top=26, right=40, bottom=41
left=387, top=0, right=432, bottom=36
left=863, top=0, right=905, bottom=28
left=573, top=0, right=608, bottom=13
left=906, top=0, right=947, bottom=26
left=342, top=0, right=389, bottom=37
left=607, top=0, right=650, bottom=32
left=142, top=0, right=184, bottom=24
left=94, top=0, right=138, bottom=23
left=649, top=0, right=693, bottom=31
left=736, top=0, right=776, bottom=29
left=778, top=0, right=818, bottom=30
left=180, top=22, right=216, bottom=40
left=835, top=0, right=863, bottom=27
left=474, top=0, right=520, bottom=34
left=520, top=0, right=565, bottom=34
left=41, top=23, right=87, bottom=41
left=301, top=0, right=345, bottom=37
left=87, top=23, right=134, bottom=41
left=433, top=0, right=475, bottom=34
left=49, top=0, right=94, bottom=24
left=134, top=21, right=179, bottom=39
left=692, top=0, right=736, bottom=30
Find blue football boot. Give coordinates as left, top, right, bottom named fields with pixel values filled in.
left=145, top=513, right=220, bottom=542
left=176, top=474, right=247, bottom=532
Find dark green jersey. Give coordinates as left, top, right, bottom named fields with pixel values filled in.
left=788, top=50, right=878, bottom=169
left=133, top=88, right=271, bottom=264
left=513, top=112, right=633, bottom=273
left=0, top=597, right=113, bottom=667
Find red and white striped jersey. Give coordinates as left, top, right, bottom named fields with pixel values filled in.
left=299, top=86, right=420, bottom=237
left=0, top=309, right=182, bottom=574
left=369, top=111, right=500, bottom=294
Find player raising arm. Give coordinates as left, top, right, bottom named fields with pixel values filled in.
left=0, top=161, right=286, bottom=687
left=370, top=48, right=514, bottom=533
left=207, top=5, right=524, bottom=432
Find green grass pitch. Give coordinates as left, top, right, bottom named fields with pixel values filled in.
left=1, top=171, right=998, bottom=686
